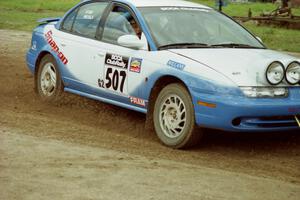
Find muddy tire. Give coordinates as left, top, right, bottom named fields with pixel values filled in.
left=153, top=83, right=202, bottom=149
left=36, top=54, right=63, bottom=102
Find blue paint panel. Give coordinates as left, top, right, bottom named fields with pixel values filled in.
left=26, top=51, right=36, bottom=74
left=192, top=86, right=300, bottom=132
left=142, top=66, right=238, bottom=101
left=142, top=67, right=300, bottom=132
left=26, top=26, right=48, bottom=74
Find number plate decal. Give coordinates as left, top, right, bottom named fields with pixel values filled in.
left=99, top=53, right=129, bottom=95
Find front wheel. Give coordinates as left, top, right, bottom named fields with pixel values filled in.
left=36, top=54, right=63, bottom=102
left=153, top=83, right=203, bottom=149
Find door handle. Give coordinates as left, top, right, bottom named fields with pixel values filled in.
left=97, top=52, right=105, bottom=57
left=60, top=43, right=67, bottom=47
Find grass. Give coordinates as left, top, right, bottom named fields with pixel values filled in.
left=0, top=0, right=78, bottom=12
left=244, top=22, right=300, bottom=52
left=0, top=0, right=299, bottom=52
left=192, top=0, right=300, bottom=16
left=0, top=0, right=77, bottom=31
left=0, top=10, right=65, bottom=31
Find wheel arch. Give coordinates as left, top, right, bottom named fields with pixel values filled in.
left=147, top=75, right=192, bottom=119
left=34, top=51, right=57, bottom=93
left=35, top=51, right=52, bottom=74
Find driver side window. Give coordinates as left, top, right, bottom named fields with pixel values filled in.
left=102, top=6, right=142, bottom=45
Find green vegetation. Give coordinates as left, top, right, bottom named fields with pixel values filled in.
left=0, top=0, right=299, bottom=52
left=192, top=0, right=300, bottom=16
left=244, top=22, right=300, bottom=52
left=0, top=0, right=77, bottom=31
left=0, top=0, right=78, bottom=12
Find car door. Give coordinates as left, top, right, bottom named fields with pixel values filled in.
left=95, top=4, right=150, bottom=108
left=54, top=1, right=109, bottom=92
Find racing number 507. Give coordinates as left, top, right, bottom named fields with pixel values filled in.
left=105, top=68, right=127, bottom=93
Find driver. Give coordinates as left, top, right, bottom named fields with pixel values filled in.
left=129, top=18, right=142, bottom=39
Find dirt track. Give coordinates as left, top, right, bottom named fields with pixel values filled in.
left=0, top=29, right=300, bottom=200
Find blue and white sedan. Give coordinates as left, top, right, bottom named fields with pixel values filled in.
left=26, top=0, right=300, bottom=148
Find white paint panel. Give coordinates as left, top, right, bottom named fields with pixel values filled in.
left=49, top=27, right=106, bottom=88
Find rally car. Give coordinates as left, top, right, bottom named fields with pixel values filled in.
left=26, top=0, right=300, bottom=149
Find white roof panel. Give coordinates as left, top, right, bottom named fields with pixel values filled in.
left=123, top=0, right=210, bottom=9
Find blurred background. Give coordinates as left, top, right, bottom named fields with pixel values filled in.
left=0, top=0, right=299, bottom=52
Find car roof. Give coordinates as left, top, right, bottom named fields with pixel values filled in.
left=123, top=0, right=210, bottom=8
left=81, top=0, right=210, bottom=9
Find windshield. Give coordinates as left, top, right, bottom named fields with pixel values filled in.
left=139, top=7, right=265, bottom=50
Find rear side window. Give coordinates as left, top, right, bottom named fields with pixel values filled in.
left=61, top=8, right=78, bottom=32
left=61, top=2, right=108, bottom=38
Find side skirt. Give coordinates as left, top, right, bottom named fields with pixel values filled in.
left=64, top=87, right=148, bottom=114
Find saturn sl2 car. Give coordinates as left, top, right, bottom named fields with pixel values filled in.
left=26, top=0, right=300, bottom=148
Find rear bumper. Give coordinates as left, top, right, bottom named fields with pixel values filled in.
left=26, top=50, right=36, bottom=74
left=192, top=87, right=300, bottom=132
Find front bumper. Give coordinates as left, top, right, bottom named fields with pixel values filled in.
left=192, top=87, right=300, bottom=132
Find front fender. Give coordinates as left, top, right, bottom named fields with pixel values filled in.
left=143, top=66, right=239, bottom=101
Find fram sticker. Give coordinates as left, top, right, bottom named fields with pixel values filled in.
left=167, top=60, right=186, bottom=71
left=45, top=30, right=68, bottom=65
left=130, top=58, right=142, bottom=73
left=130, top=96, right=146, bottom=107
left=288, top=107, right=300, bottom=113
left=160, top=7, right=209, bottom=12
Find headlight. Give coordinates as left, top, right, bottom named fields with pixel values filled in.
left=240, top=87, right=288, bottom=98
left=285, top=61, right=300, bottom=85
left=266, top=62, right=285, bottom=85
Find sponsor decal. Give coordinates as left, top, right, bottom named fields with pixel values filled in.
left=83, top=10, right=94, bottom=20
left=130, top=58, right=142, bottom=73
left=167, top=60, right=186, bottom=71
left=160, top=7, right=209, bottom=12
left=232, top=72, right=241, bottom=76
left=105, top=53, right=128, bottom=69
left=45, top=30, right=68, bottom=65
left=130, top=96, right=146, bottom=107
left=98, top=53, right=129, bottom=94
left=83, top=15, right=94, bottom=20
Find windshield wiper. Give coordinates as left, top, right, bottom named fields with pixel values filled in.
left=158, top=42, right=265, bottom=50
left=158, top=43, right=210, bottom=50
left=211, top=43, right=265, bottom=49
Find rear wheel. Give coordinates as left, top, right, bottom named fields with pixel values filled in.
left=36, top=54, right=63, bottom=102
left=153, top=83, right=202, bottom=149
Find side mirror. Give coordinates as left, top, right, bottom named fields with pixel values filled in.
left=118, top=35, right=145, bottom=50
left=256, top=36, right=263, bottom=43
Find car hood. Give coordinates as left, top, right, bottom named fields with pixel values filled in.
left=169, top=48, right=298, bottom=86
